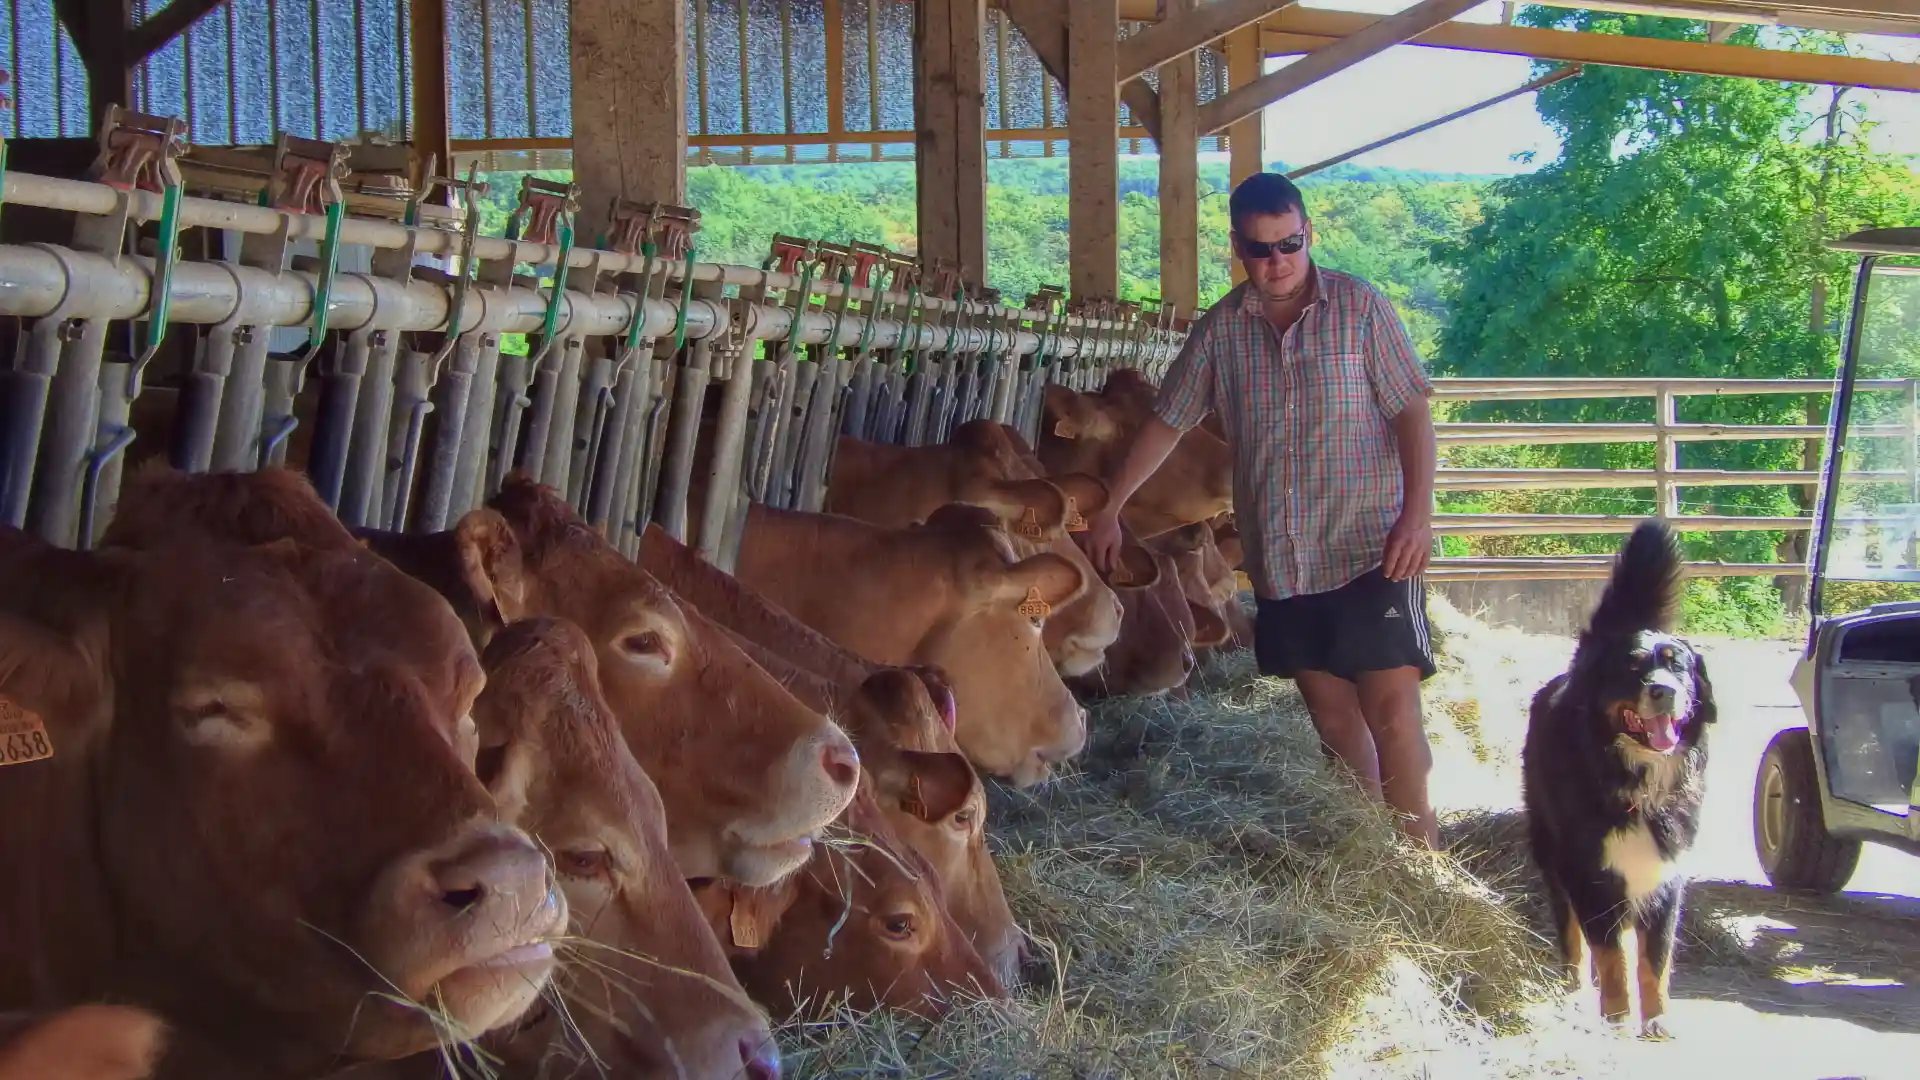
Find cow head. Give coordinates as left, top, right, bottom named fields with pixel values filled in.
left=1037, top=374, right=1234, bottom=539
left=472, top=617, right=780, bottom=1080
left=838, top=666, right=1025, bottom=989
left=3, top=509, right=564, bottom=1072
left=693, top=775, right=1006, bottom=1020
left=1150, top=523, right=1249, bottom=652
left=455, top=475, right=860, bottom=886
left=1068, top=543, right=1201, bottom=698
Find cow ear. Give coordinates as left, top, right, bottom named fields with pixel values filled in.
left=989, top=551, right=1086, bottom=618
left=893, top=750, right=976, bottom=823
left=1105, top=539, right=1162, bottom=590
left=965, top=478, right=1067, bottom=541
left=1214, top=532, right=1244, bottom=571
left=1048, top=472, right=1111, bottom=519
left=724, top=880, right=792, bottom=952
left=453, top=509, right=531, bottom=625
left=0, top=611, right=106, bottom=766
left=1150, top=522, right=1211, bottom=556
left=1187, top=601, right=1231, bottom=648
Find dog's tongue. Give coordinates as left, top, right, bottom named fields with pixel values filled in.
left=1643, top=713, right=1680, bottom=753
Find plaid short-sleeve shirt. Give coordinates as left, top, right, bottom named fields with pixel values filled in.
left=1154, top=265, right=1433, bottom=602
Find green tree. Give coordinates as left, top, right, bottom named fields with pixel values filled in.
left=1431, top=8, right=1920, bottom=634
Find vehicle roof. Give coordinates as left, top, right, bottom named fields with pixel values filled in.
left=1828, top=227, right=1920, bottom=258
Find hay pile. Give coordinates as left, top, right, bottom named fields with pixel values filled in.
left=778, top=619, right=1563, bottom=1079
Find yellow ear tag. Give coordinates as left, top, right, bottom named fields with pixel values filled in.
left=1109, top=559, right=1134, bottom=586
left=1017, top=587, right=1052, bottom=621
left=0, top=697, right=54, bottom=768
left=1016, top=507, right=1045, bottom=540
left=902, top=773, right=931, bottom=820
left=1064, top=497, right=1088, bottom=533
left=729, top=892, right=766, bottom=950
left=1052, top=418, right=1079, bottom=440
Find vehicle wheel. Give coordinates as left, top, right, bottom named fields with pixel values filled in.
left=1754, top=726, right=1862, bottom=895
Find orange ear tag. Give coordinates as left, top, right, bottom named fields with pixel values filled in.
left=902, top=774, right=931, bottom=820
left=729, top=892, right=766, bottom=950
left=0, top=697, right=54, bottom=768
left=1109, top=559, right=1134, bottom=586
left=1017, top=587, right=1053, bottom=621
left=1064, top=497, right=1088, bottom=533
left=1052, top=418, right=1079, bottom=440
left=1016, top=507, right=1045, bottom=540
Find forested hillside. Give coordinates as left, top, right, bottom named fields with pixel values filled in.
left=471, top=14, right=1920, bottom=638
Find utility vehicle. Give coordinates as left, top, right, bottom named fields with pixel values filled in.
left=1759, top=227, right=1920, bottom=895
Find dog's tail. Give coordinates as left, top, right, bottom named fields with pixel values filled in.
left=1586, top=518, right=1684, bottom=637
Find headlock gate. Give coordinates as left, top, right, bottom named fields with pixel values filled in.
left=0, top=109, right=1188, bottom=567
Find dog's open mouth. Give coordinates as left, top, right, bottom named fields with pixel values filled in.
left=1618, top=706, right=1680, bottom=753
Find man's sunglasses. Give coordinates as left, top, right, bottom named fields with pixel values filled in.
left=1235, top=231, right=1307, bottom=259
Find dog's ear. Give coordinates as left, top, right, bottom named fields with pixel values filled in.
left=1689, top=644, right=1717, bottom=724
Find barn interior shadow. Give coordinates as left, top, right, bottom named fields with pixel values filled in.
left=1441, top=808, right=1920, bottom=1036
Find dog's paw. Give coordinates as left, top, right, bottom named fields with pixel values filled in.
left=1639, top=1015, right=1672, bottom=1040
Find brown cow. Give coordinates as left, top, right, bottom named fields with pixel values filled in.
left=1065, top=539, right=1222, bottom=698
left=824, top=423, right=1142, bottom=679
left=1037, top=369, right=1234, bottom=539
left=692, top=770, right=1007, bottom=1021
left=732, top=501, right=1089, bottom=787
left=355, top=476, right=862, bottom=888
left=0, top=1007, right=166, bottom=1080
left=471, top=617, right=780, bottom=1080
left=4, top=500, right=565, bottom=1075
left=1150, top=521, right=1254, bottom=653
left=640, top=525, right=1026, bottom=986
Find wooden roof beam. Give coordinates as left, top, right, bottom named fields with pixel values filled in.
left=1197, top=0, right=1485, bottom=136
left=1114, top=0, right=1299, bottom=85
left=1522, top=0, right=1920, bottom=38
left=1001, top=0, right=1164, bottom=144
left=1260, top=8, right=1920, bottom=92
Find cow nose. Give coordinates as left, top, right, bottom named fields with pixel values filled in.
left=820, top=739, right=860, bottom=790
left=429, top=830, right=550, bottom=915
left=741, top=1037, right=781, bottom=1080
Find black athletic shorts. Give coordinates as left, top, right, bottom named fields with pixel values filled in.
left=1253, top=567, right=1437, bottom=683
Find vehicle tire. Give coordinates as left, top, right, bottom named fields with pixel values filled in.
left=1753, top=726, right=1862, bottom=896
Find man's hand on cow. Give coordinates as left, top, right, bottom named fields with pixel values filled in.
left=1381, top=508, right=1432, bottom=582
left=1080, top=507, right=1124, bottom=575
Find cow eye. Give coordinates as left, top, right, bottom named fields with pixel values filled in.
left=557, top=849, right=611, bottom=879
left=621, top=631, right=669, bottom=660
left=951, top=809, right=975, bottom=829
left=877, top=912, right=917, bottom=941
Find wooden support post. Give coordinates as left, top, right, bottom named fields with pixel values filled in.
left=1224, top=25, right=1263, bottom=287
left=915, top=0, right=987, bottom=285
left=1159, top=0, right=1199, bottom=313
left=1002, top=0, right=1164, bottom=144
left=570, top=0, right=688, bottom=245
left=410, top=0, right=452, bottom=194
left=1068, top=0, right=1119, bottom=300
left=1654, top=388, right=1679, bottom=519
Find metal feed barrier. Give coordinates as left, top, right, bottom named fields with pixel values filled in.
left=0, top=110, right=1187, bottom=571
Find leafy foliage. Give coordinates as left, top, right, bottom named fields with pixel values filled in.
left=1431, top=9, right=1920, bottom=633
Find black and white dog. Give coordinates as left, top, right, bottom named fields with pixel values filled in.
left=1521, top=518, right=1715, bottom=1038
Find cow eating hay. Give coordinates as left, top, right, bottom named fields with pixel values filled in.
left=769, top=639, right=1560, bottom=1077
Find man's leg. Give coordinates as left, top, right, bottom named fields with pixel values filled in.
left=1255, top=592, right=1385, bottom=801
left=1355, top=666, right=1439, bottom=848
left=1293, top=670, right=1383, bottom=801
left=1328, top=570, right=1442, bottom=849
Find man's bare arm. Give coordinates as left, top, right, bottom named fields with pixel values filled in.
left=1381, top=395, right=1436, bottom=580
left=1081, top=416, right=1187, bottom=572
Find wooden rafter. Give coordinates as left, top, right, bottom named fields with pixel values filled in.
left=1198, top=0, right=1484, bottom=136
left=1524, top=0, right=1920, bottom=38
left=1001, top=0, right=1163, bottom=145
left=129, top=0, right=229, bottom=62
left=1115, top=0, right=1298, bottom=86
left=1261, top=7, right=1920, bottom=93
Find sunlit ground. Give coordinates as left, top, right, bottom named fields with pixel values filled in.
left=1371, top=618, right=1920, bottom=1080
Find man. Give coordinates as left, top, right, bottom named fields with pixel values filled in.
left=1081, top=172, right=1441, bottom=849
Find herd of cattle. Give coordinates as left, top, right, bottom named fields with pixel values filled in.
left=0, top=366, right=1241, bottom=1080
